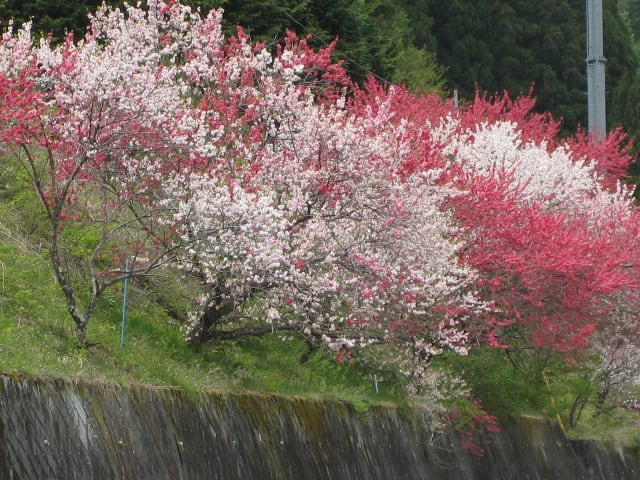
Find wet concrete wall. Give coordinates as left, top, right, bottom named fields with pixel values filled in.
left=0, top=373, right=638, bottom=479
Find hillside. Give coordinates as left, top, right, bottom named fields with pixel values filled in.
left=1, top=157, right=640, bottom=450
left=1, top=0, right=640, bottom=454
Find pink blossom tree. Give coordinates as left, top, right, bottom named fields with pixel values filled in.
left=0, top=2, right=202, bottom=343
left=156, top=19, right=477, bottom=386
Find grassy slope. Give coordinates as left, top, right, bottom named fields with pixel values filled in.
left=0, top=169, right=638, bottom=448
left=0, top=241, right=404, bottom=406
left=3, top=236, right=639, bottom=448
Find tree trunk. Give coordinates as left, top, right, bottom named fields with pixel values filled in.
left=568, top=394, right=587, bottom=428
left=74, top=321, right=88, bottom=347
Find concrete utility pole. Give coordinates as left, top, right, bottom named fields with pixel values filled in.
left=586, top=0, right=607, bottom=141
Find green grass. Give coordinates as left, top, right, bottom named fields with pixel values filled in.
left=568, top=405, right=640, bottom=448
left=431, top=344, right=640, bottom=451
left=433, top=348, right=554, bottom=417
left=0, top=242, right=403, bottom=406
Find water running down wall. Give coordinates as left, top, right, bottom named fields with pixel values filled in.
left=0, top=373, right=638, bottom=479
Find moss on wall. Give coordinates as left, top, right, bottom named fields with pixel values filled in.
left=0, top=373, right=638, bottom=479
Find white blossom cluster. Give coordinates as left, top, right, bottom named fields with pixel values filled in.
left=441, top=121, right=600, bottom=208
left=585, top=292, right=640, bottom=414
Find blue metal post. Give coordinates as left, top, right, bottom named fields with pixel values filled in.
left=120, top=258, right=130, bottom=347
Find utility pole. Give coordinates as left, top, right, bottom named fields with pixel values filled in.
left=586, top=0, right=606, bottom=141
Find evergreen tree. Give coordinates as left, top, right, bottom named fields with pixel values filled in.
left=217, top=0, right=444, bottom=88
left=421, top=0, right=639, bottom=136
left=619, top=0, right=640, bottom=43
left=608, top=0, right=640, bottom=132
left=398, top=0, right=436, bottom=50
left=0, top=0, right=120, bottom=40
left=0, top=0, right=447, bottom=92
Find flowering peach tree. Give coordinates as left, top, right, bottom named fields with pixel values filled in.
left=157, top=13, right=477, bottom=387
left=0, top=4, right=199, bottom=343
left=438, top=98, right=640, bottom=354
left=1, top=1, right=640, bottom=397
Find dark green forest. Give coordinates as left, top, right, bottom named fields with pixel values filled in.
left=2, top=0, right=640, bottom=146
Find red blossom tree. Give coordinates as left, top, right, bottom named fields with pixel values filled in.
left=0, top=4, right=198, bottom=343
left=438, top=95, right=640, bottom=355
